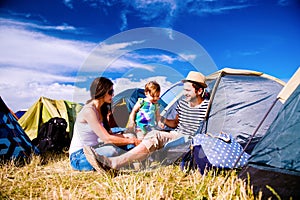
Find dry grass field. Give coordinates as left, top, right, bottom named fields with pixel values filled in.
left=0, top=153, right=267, bottom=200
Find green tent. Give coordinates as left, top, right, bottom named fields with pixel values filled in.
left=18, top=96, right=82, bottom=140
left=239, top=84, right=300, bottom=199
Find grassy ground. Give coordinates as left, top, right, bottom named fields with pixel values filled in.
left=0, top=153, right=263, bottom=200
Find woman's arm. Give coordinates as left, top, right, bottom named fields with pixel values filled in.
left=83, top=107, right=141, bottom=146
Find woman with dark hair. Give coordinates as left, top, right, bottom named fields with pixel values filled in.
left=69, top=77, right=141, bottom=171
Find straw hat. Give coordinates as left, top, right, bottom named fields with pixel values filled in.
left=182, top=71, right=207, bottom=88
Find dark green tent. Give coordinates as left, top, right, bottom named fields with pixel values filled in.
left=239, top=84, right=300, bottom=199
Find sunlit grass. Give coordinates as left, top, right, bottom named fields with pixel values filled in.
left=0, top=153, right=261, bottom=199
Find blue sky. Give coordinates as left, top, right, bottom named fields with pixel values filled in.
left=0, top=0, right=299, bottom=111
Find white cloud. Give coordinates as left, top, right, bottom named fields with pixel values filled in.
left=0, top=16, right=210, bottom=112
left=62, top=0, right=253, bottom=30
left=131, top=0, right=177, bottom=21
left=113, top=76, right=173, bottom=95
left=0, top=23, right=94, bottom=72
left=165, top=28, right=175, bottom=40
left=98, top=41, right=145, bottom=53
left=126, top=53, right=178, bottom=64
left=8, top=83, right=89, bottom=112
left=182, top=0, right=253, bottom=16
left=239, top=50, right=261, bottom=56
left=0, top=18, right=94, bottom=111
left=63, top=0, right=74, bottom=9
left=277, top=0, right=290, bottom=6
left=80, top=40, right=158, bottom=72
left=120, top=11, right=128, bottom=31
left=0, top=18, right=78, bottom=32
left=178, top=53, right=196, bottom=62
left=0, top=67, right=88, bottom=111
left=198, top=4, right=252, bottom=14
left=0, top=67, right=77, bottom=85
left=111, top=58, right=156, bottom=71
left=66, top=0, right=178, bottom=30
left=0, top=68, right=173, bottom=112
left=0, top=18, right=180, bottom=111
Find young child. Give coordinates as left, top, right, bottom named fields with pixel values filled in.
left=127, top=81, right=161, bottom=139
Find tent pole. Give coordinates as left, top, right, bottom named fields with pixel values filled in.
left=231, top=67, right=300, bottom=171
left=205, top=71, right=224, bottom=121
left=223, top=67, right=299, bottom=184
left=200, top=71, right=224, bottom=136
left=234, top=98, right=278, bottom=167
left=223, top=98, right=278, bottom=183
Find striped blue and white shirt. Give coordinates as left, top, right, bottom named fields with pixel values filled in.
left=175, top=99, right=209, bottom=136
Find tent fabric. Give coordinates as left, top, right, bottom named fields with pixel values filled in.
left=247, top=84, right=300, bottom=175
left=18, top=97, right=82, bottom=140
left=239, top=166, right=300, bottom=199
left=206, top=68, right=285, bottom=85
left=205, top=71, right=284, bottom=153
left=117, top=88, right=146, bottom=113
left=239, top=84, right=300, bottom=199
left=0, top=97, right=39, bottom=161
left=111, top=88, right=145, bottom=128
left=15, top=110, right=27, bottom=119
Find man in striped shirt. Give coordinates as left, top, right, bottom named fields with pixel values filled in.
left=84, top=71, right=209, bottom=172
left=170, top=76, right=209, bottom=136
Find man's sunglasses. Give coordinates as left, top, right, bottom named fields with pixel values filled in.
left=108, top=89, right=114, bottom=95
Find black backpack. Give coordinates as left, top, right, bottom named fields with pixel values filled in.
left=32, top=117, right=69, bottom=153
